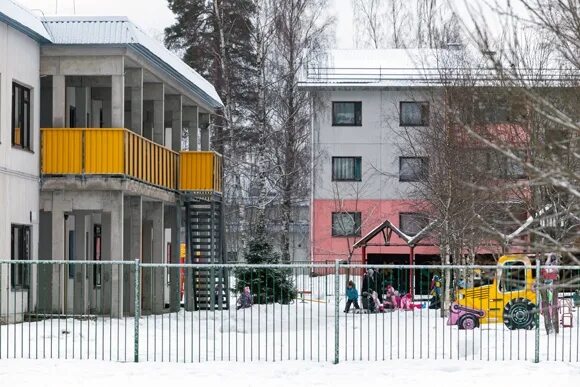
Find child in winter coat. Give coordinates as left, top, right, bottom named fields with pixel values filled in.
left=236, top=286, right=253, bottom=310
left=371, top=291, right=384, bottom=313
left=344, top=281, right=361, bottom=313
left=383, top=284, right=400, bottom=309
left=399, top=293, right=425, bottom=311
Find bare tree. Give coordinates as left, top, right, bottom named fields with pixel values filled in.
left=268, top=0, right=333, bottom=261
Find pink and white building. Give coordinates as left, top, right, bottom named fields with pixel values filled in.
left=302, top=49, right=443, bottom=266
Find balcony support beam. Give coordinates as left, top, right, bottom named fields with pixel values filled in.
left=111, top=74, right=125, bottom=128
left=166, top=95, right=183, bottom=152
left=165, top=204, right=182, bottom=312
left=126, top=68, right=144, bottom=135
left=123, top=196, right=142, bottom=315
left=142, top=201, right=165, bottom=314
left=52, top=75, right=66, bottom=128
left=184, top=105, right=198, bottom=151
left=144, top=83, right=165, bottom=145
left=102, top=192, right=124, bottom=318
left=200, top=112, right=210, bottom=151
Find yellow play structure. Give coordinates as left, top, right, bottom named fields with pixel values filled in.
left=448, top=255, right=537, bottom=330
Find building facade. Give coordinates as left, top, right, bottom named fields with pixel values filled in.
left=303, top=50, right=443, bottom=268
left=0, top=1, right=52, bottom=323
left=1, top=3, right=225, bottom=322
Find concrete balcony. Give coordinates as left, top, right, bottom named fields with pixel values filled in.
left=41, top=128, right=179, bottom=192
left=179, top=151, right=223, bottom=193
left=40, top=128, right=222, bottom=197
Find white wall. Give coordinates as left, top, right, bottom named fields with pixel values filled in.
left=0, top=21, right=41, bottom=321
left=312, top=88, right=438, bottom=201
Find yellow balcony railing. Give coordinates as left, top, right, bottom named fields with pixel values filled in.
left=41, top=128, right=179, bottom=191
left=179, top=151, right=223, bottom=193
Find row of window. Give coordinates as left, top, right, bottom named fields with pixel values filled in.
left=332, top=153, right=526, bottom=182
left=332, top=212, right=427, bottom=237
left=10, top=82, right=33, bottom=151
left=332, top=101, right=430, bottom=127
left=332, top=156, right=428, bottom=182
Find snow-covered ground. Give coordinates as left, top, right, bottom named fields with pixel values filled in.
left=1, top=275, right=579, bottom=363
left=1, top=359, right=580, bottom=387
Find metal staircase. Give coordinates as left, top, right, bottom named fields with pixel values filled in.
left=184, top=194, right=229, bottom=310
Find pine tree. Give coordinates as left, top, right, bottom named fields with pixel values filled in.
left=234, top=220, right=297, bottom=304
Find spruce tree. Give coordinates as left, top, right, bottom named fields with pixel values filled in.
left=234, top=222, right=297, bottom=304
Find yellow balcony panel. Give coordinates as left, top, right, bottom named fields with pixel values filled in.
left=41, top=128, right=179, bottom=191
left=179, top=151, right=223, bottom=193
left=41, top=128, right=83, bottom=174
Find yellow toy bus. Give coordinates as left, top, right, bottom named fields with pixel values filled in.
left=448, top=254, right=537, bottom=330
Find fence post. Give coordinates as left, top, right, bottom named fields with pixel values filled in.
left=534, top=259, right=540, bottom=364
left=134, top=259, right=141, bottom=362
left=334, top=259, right=340, bottom=364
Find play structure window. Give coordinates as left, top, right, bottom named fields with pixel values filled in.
left=499, top=261, right=527, bottom=292
left=332, top=102, right=362, bottom=126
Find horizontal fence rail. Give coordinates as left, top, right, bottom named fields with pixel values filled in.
left=1, top=260, right=579, bottom=363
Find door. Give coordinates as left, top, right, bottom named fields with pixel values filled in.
left=489, top=261, right=528, bottom=322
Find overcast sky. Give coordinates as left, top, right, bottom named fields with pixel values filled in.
left=16, top=0, right=356, bottom=48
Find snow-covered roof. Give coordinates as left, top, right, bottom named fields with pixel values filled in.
left=0, top=0, right=52, bottom=42
left=42, top=16, right=223, bottom=110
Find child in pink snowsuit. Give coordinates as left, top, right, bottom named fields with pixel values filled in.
left=399, top=293, right=423, bottom=311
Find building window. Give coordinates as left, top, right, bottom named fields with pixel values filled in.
left=332, top=102, right=362, bottom=126
left=332, top=157, right=362, bottom=181
left=11, top=225, right=31, bottom=289
left=12, top=83, right=32, bottom=150
left=332, top=212, right=362, bottom=237
left=400, top=101, right=429, bottom=126
left=475, top=150, right=527, bottom=179
left=399, top=157, right=429, bottom=182
left=399, top=213, right=428, bottom=236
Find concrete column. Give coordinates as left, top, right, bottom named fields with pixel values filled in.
left=102, top=194, right=124, bottom=317
left=123, top=196, right=142, bottom=315
left=165, top=205, right=181, bottom=312
left=144, top=83, right=164, bottom=144
left=143, top=201, right=164, bottom=314
left=199, top=112, right=210, bottom=150
left=51, top=207, right=65, bottom=312
left=73, top=213, right=87, bottom=314
left=166, top=95, right=183, bottom=151
left=111, top=75, right=125, bottom=128
left=184, top=105, right=198, bottom=151
left=52, top=75, right=66, bottom=128
left=126, top=68, right=143, bottom=135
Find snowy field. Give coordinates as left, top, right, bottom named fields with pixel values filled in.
left=1, top=275, right=579, bottom=363
left=1, top=359, right=580, bottom=387
left=2, top=298, right=579, bottom=363
left=2, top=286, right=580, bottom=387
